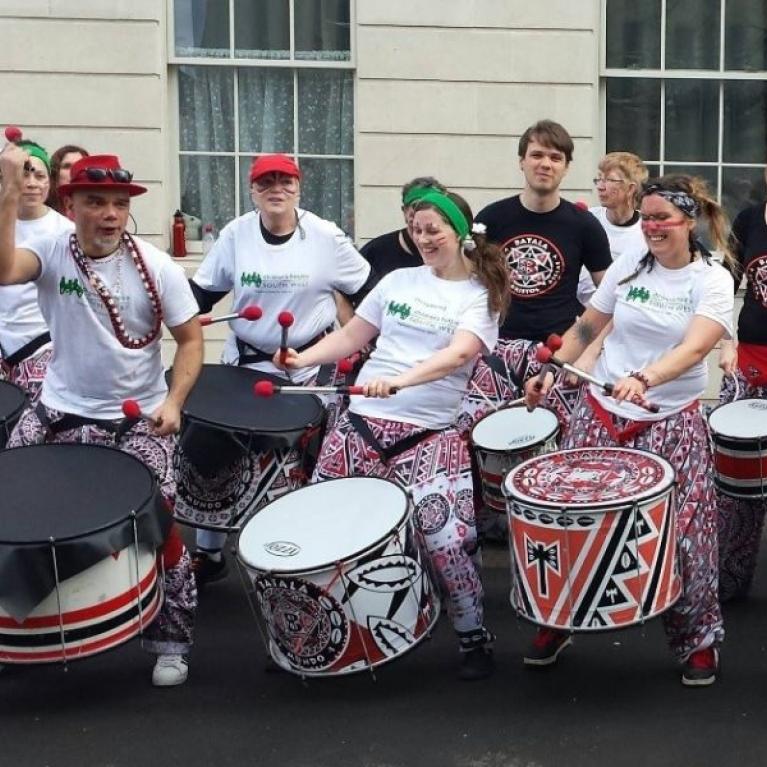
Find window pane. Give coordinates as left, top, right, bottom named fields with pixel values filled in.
left=174, top=0, right=229, bottom=58
left=178, top=66, right=235, bottom=152
left=723, top=80, right=767, bottom=164
left=297, top=70, right=353, bottom=155
left=238, top=156, right=255, bottom=217
left=666, top=0, right=720, bottom=70
left=180, top=155, right=236, bottom=233
left=295, top=0, right=351, bottom=61
left=606, top=0, right=661, bottom=69
left=238, top=69, right=294, bottom=153
left=299, top=158, right=355, bottom=236
left=725, top=0, right=767, bottom=71
left=234, top=0, right=289, bottom=59
left=722, top=167, right=767, bottom=221
left=606, top=78, right=661, bottom=160
left=644, top=163, right=661, bottom=181
left=665, top=79, right=719, bottom=162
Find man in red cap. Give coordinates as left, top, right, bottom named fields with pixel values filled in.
left=184, top=152, right=371, bottom=583
left=0, top=144, right=203, bottom=687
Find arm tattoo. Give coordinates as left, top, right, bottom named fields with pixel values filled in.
left=576, top=319, right=597, bottom=346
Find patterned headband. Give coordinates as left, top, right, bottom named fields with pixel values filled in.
left=643, top=185, right=700, bottom=218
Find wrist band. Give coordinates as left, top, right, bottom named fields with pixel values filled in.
left=629, top=370, right=651, bottom=389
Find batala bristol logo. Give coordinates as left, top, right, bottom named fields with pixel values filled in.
left=59, top=276, right=84, bottom=298
left=241, top=271, right=263, bottom=288
left=626, top=286, right=651, bottom=303
left=386, top=301, right=411, bottom=320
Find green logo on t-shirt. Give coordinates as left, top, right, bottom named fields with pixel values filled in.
left=241, top=271, right=262, bottom=288
left=387, top=301, right=411, bottom=320
left=59, top=276, right=84, bottom=298
left=626, top=286, right=651, bottom=303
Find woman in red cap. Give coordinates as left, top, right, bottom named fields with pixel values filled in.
left=184, top=153, right=372, bottom=584
left=0, top=144, right=204, bottom=687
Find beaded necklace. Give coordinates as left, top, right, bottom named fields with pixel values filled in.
left=68, top=232, right=163, bottom=349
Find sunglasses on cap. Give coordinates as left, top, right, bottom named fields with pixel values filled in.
left=73, top=167, right=134, bottom=183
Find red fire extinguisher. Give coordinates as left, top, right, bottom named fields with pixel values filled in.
left=172, top=209, right=187, bottom=258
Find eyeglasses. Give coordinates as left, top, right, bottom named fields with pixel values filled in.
left=593, top=177, right=626, bottom=186
left=74, top=167, right=134, bottom=183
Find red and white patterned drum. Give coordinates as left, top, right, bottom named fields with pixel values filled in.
left=504, top=447, right=680, bottom=631
left=237, top=477, right=440, bottom=677
left=708, top=399, right=767, bottom=498
left=471, top=406, right=559, bottom=513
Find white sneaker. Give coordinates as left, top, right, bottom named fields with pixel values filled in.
left=152, top=654, right=189, bottom=687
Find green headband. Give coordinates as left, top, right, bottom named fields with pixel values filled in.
left=402, top=185, right=438, bottom=207
left=18, top=140, right=51, bottom=173
left=416, top=191, right=470, bottom=240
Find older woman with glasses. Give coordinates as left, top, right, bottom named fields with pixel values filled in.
left=185, top=153, right=372, bottom=585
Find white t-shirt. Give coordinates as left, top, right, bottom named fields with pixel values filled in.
left=577, top=207, right=646, bottom=307
left=351, top=266, right=499, bottom=429
left=590, top=251, right=734, bottom=420
left=22, top=232, right=198, bottom=419
left=0, top=209, right=74, bottom=359
left=193, top=209, right=370, bottom=382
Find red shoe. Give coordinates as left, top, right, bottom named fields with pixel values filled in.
left=523, top=628, right=572, bottom=666
left=681, top=647, right=719, bottom=687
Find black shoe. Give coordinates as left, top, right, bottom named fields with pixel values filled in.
left=681, top=647, right=719, bottom=687
left=458, top=647, right=495, bottom=681
left=523, top=628, right=572, bottom=666
left=191, top=552, right=228, bottom=586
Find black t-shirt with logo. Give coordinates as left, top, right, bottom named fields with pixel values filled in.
left=730, top=203, right=767, bottom=345
left=360, top=228, right=422, bottom=286
left=476, top=195, right=612, bottom=342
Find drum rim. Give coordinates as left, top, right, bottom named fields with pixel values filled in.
left=236, top=476, right=411, bottom=576
left=708, top=398, right=767, bottom=442
left=470, top=405, right=560, bottom=454
left=0, top=442, right=159, bottom=545
left=504, top=446, right=677, bottom=510
left=179, top=363, right=324, bottom=434
left=0, top=380, right=27, bottom=423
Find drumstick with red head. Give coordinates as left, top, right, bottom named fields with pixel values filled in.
left=199, top=305, right=262, bottom=327
left=122, top=399, right=158, bottom=426
left=533, top=333, right=563, bottom=392
left=4, top=126, right=23, bottom=143
left=534, top=346, right=660, bottom=413
left=254, top=380, right=398, bottom=398
left=278, top=311, right=294, bottom=365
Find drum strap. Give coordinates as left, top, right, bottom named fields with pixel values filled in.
left=4, top=332, right=51, bottom=366
left=235, top=327, right=334, bottom=367
left=347, top=411, right=437, bottom=465
left=34, top=402, right=137, bottom=444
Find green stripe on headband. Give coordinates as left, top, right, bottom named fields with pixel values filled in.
left=416, top=191, right=470, bottom=239
left=402, top=185, right=437, bottom=207
left=18, top=140, right=51, bottom=173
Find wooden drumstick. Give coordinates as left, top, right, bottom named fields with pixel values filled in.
left=278, top=311, right=294, bottom=365
left=535, top=346, right=660, bottom=414
left=253, top=380, right=398, bottom=397
left=199, top=305, right=262, bottom=326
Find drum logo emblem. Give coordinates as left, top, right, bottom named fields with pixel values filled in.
left=525, top=535, right=560, bottom=597
left=264, top=541, right=301, bottom=557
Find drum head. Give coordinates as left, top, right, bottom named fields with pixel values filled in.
left=0, top=380, right=26, bottom=423
left=238, top=477, right=409, bottom=573
left=505, top=447, right=675, bottom=510
left=708, top=399, right=767, bottom=440
left=472, top=406, right=559, bottom=452
left=178, top=364, right=323, bottom=433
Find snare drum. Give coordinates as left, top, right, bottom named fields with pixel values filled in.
left=173, top=364, right=325, bottom=531
left=471, top=406, right=559, bottom=513
left=237, top=477, right=440, bottom=677
left=0, top=444, right=168, bottom=663
left=708, top=399, right=767, bottom=498
left=0, top=380, right=26, bottom=449
left=505, top=447, right=680, bottom=631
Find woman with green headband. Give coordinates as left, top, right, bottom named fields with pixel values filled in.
left=276, top=190, right=509, bottom=680
left=0, top=137, right=73, bottom=399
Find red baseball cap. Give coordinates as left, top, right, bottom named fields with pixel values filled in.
left=249, top=153, right=301, bottom=184
left=57, top=154, right=147, bottom=197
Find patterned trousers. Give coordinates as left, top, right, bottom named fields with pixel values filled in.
left=0, top=346, right=52, bottom=404
left=716, top=371, right=767, bottom=602
left=8, top=405, right=196, bottom=654
left=564, top=388, right=723, bottom=662
left=313, top=411, right=491, bottom=651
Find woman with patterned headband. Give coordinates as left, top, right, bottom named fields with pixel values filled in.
left=277, top=190, right=510, bottom=680
left=715, top=165, right=767, bottom=603
left=525, top=174, right=735, bottom=687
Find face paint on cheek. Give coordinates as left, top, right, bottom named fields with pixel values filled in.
left=641, top=219, right=688, bottom=235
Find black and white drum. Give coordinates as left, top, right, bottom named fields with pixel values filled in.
left=237, top=477, right=440, bottom=677
left=0, top=380, right=26, bottom=449
left=0, top=444, right=169, bottom=663
left=471, top=406, right=559, bottom=513
left=173, top=364, right=325, bottom=531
